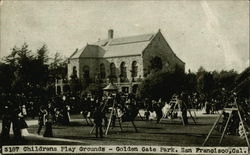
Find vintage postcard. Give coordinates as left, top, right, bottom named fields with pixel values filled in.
left=0, top=0, right=249, bottom=154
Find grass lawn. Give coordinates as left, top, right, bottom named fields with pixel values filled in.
left=1, top=114, right=248, bottom=147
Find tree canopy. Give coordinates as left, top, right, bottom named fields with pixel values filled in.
left=136, top=65, right=247, bottom=102
left=1, top=43, right=67, bottom=97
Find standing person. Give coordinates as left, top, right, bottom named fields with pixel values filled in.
left=62, top=96, right=70, bottom=125
left=11, top=101, right=22, bottom=142
left=43, top=103, right=53, bottom=137
left=93, top=106, right=104, bottom=138
left=37, top=106, right=47, bottom=135
left=61, top=105, right=70, bottom=125
left=205, top=100, right=211, bottom=114
left=29, top=102, right=35, bottom=119
left=179, top=94, right=188, bottom=126
left=210, top=99, right=215, bottom=114
left=1, top=103, right=12, bottom=142
left=111, top=111, right=116, bottom=128
left=155, top=100, right=163, bottom=123
left=66, top=105, right=71, bottom=123
left=144, top=109, right=150, bottom=121
left=1, top=94, right=21, bottom=142
left=21, top=105, right=27, bottom=117
left=101, top=100, right=108, bottom=128
left=18, top=108, right=29, bottom=137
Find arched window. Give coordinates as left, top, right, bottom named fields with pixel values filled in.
left=132, top=84, right=138, bottom=94
left=82, top=65, right=90, bottom=80
left=150, top=56, right=162, bottom=71
left=109, top=63, right=117, bottom=83
left=100, top=63, right=106, bottom=79
left=120, top=62, right=127, bottom=82
left=110, top=63, right=116, bottom=77
left=131, top=61, right=138, bottom=78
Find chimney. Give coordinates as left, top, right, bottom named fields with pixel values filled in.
left=108, top=29, right=114, bottom=40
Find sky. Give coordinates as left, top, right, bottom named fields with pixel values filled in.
left=0, top=0, right=249, bottom=72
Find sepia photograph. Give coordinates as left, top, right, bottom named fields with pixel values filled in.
left=0, top=0, right=249, bottom=154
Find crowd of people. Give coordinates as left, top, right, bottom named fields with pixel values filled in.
left=0, top=90, right=249, bottom=142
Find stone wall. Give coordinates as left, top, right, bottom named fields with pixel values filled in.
left=142, top=31, right=185, bottom=76
left=67, top=31, right=185, bottom=83
left=68, top=55, right=143, bottom=83
left=99, top=55, right=143, bottom=82
left=78, top=58, right=99, bottom=80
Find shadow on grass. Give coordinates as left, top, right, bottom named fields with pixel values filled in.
left=159, top=121, right=219, bottom=126
left=103, top=136, right=181, bottom=143
left=58, top=135, right=104, bottom=141
left=119, top=126, right=162, bottom=130
left=52, top=122, right=93, bottom=128
left=0, top=136, right=81, bottom=146
left=59, top=134, right=163, bottom=143
left=149, top=132, right=216, bottom=138
left=70, top=121, right=93, bottom=127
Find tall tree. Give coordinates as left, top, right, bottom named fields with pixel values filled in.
left=0, top=63, right=15, bottom=92
left=4, top=43, right=34, bottom=93
left=48, top=52, right=67, bottom=82
left=32, top=44, right=50, bottom=87
left=37, top=44, right=49, bottom=64
left=234, top=67, right=250, bottom=98
left=137, top=69, right=185, bottom=101
left=196, top=67, right=216, bottom=100
left=184, top=71, right=197, bottom=94
left=213, top=70, right=238, bottom=91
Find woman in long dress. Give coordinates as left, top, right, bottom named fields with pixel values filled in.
left=19, top=115, right=29, bottom=136
left=43, top=112, right=53, bottom=137
left=37, top=106, right=47, bottom=135
left=19, top=105, right=29, bottom=137
left=43, top=103, right=53, bottom=137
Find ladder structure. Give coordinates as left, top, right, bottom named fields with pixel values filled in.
left=160, top=98, right=197, bottom=125
left=90, top=89, right=138, bottom=135
left=202, top=97, right=249, bottom=147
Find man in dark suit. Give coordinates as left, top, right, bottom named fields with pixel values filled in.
left=93, top=106, right=104, bottom=138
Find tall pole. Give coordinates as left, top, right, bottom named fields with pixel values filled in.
left=105, top=98, right=115, bottom=135
left=235, top=98, right=250, bottom=147
left=202, top=112, right=223, bottom=146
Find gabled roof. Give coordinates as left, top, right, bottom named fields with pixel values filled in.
left=69, top=47, right=84, bottom=59
left=70, top=33, right=156, bottom=59
left=108, top=33, right=154, bottom=46
left=70, top=45, right=105, bottom=59
left=104, top=39, right=152, bottom=57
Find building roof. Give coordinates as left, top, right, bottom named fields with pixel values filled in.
left=104, top=40, right=151, bottom=57
left=108, top=33, right=154, bottom=46
left=69, top=48, right=83, bottom=59
left=70, top=33, right=156, bottom=59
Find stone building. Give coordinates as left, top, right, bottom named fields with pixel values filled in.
left=66, top=29, right=185, bottom=94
